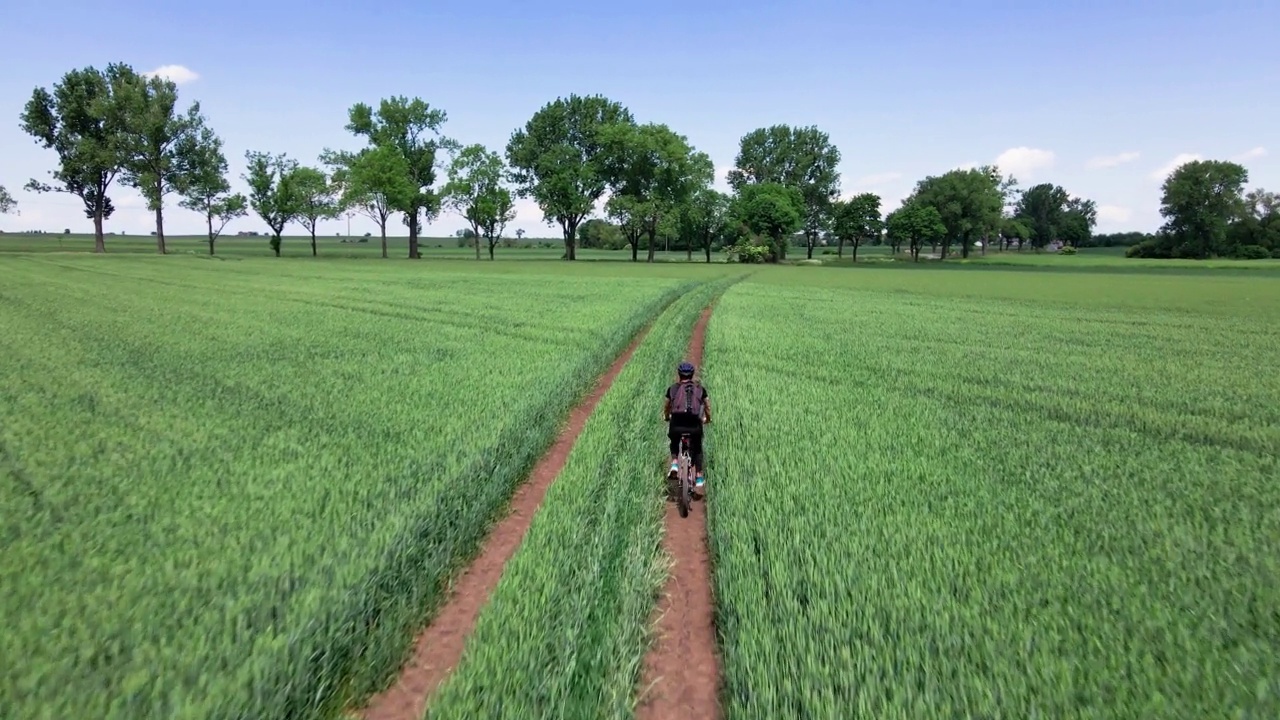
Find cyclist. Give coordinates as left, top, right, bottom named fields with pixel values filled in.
left=663, top=360, right=711, bottom=489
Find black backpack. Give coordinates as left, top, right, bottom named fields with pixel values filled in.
left=670, top=380, right=704, bottom=417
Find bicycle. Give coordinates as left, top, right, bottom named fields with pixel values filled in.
left=672, top=433, right=694, bottom=518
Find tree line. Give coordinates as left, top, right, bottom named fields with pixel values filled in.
left=8, top=63, right=1278, bottom=261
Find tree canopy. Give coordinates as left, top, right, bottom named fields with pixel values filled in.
left=728, top=124, right=841, bottom=259
left=505, top=94, right=635, bottom=260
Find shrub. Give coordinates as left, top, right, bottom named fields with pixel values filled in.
left=1235, top=244, right=1270, bottom=260
left=1058, top=245, right=1078, bottom=255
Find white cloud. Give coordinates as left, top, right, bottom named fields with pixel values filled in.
left=1149, top=153, right=1201, bottom=181
left=1234, top=146, right=1267, bottom=161
left=1086, top=151, right=1140, bottom=169
left=994, top=146, right=1055, bottom=179
left=1096, top=205, right=1133, bottom=224
left=142, top=64, right=199, bottom=85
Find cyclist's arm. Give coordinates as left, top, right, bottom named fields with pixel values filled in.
left=702, top=396, right=712, bottom=423
left=663, top=397, right=671, bottom=421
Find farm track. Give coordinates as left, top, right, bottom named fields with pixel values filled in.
left=354, top=306, right=668, bottom=720
left=635, top=304, right=722, bottom=720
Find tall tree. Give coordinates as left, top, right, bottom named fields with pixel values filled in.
left=1060, top=197, right=1098, bottom=248
left=344, top=96, right=452, bottom=259
left=1158, top=159, right=1249, bottom=258
left=732, top=182, right=804, bottom=262
left=243, top=150, right=299, bottom=257
left=177, top=125, right=246, bottom=255
left=322, top=145, right=409, bottom=259
left=1014, top=183, right=1070, bottom=249
left=727, top=124, right=842, bottom=259
left=20, top=64, right=131, bottom=252
left=506, top=94, right=635, bottom=260
left=0, top=186, right=16, bottom=215
left=830, top=192, right=882, bottom=261
left=289, top=166, right=339, bottom=257
left=110, top=66, right=207, bottom=254
left=442, top=143, right=516, bottom=260
left=909, top=166, right=1006, bottom=258
left=679, top=187, right=730, bottom=263
left=886, top=201, right=947, bottom=262
left=603, top=122, right=713, bottom=262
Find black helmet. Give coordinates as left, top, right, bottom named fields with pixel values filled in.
left=677, top=361, right=695, bottom=378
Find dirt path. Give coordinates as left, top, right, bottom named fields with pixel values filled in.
left=635, top=305, right=722, bottom=720
left=356, top=327, right=653, bottom=720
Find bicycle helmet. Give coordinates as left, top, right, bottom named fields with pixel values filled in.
left=677, top=361, right=695, bottom=378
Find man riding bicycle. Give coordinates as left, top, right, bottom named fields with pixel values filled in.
left=664, top=361, right=711, bottom=490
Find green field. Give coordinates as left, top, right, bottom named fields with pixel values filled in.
left=1, top=248, right=1278, bottom=718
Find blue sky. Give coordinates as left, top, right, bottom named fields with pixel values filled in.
left=2, top=0, right=1277, bottom=238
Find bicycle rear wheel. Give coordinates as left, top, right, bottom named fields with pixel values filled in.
left=677, top=452, right=691, bottom=518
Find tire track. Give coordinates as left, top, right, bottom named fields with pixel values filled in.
left=635, top=304, right=722, bottom=720
left=353, top=314, right=663, bottom=720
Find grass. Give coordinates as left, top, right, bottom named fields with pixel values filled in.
left=4, top=245, right=1278, bottom=718
left=0, top=254, right=700, bottom=719
left=704, top=270, right=1280, bottom=718
left=426, top=276, right=740, bottom=719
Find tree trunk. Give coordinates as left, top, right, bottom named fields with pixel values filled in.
left=563, top=221, right=577, bottom=260
left=379, top=222, right=388, bottom=259
left=851, top=241, right=859, bottom=263
left=154, top=203, right=167, bottom=255
left=93, top=210, right=106, bottom=253
left=310, top=228, right=318, bottom=257
left=838, top=237, right=844, bottom=258
left=631, top=236, right=638, bottom=261
left=272, top=233, right=282, bottom=257
left=806, top=231, right=814, bottom=259
left=207, top=212, right=215, bottom=256
left=704, top=237, right=712, bottom=263
left=488, top=238, right=496, bottom=260
left=408, top=214, right=420, bottom=259
left=646, top=229, right=656, bottom=262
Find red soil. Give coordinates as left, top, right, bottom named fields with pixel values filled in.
left=635, top=305, right=723, bottom=720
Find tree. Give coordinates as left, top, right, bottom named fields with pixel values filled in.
left=602, top=122, right=713, bottom=262
left=830, top=193, right=882, bottom=261
left=732, top=182, right=804, bottom=262
left=289, top=166, right=339, bottom=256
left=344, top=96, right=452, bottom=259
left=909, top=166, right=1006, bottom=258
left=0, top=186, right=16, bottom=215
left=506, top=94, right=635, bottom=260
left=1060, top=197, right=1097, bottom=249
left=177, top=126, right=246, bottom=255
left=679, top=187, right=730, bottom=263
left=605, top=193, right=650, bottom=261
left=886, top=201, right=947, bottom=262
left=1014, top=183, right=1069, bottom=249
left=578, top=218, right=625, bottom=250
left=20, top=64, right=131, bottom=252
left=111, top=65, right=208, bottom=255
left=243, top=150, right=299, bottom=256
left=322, top=145, right=409, bottom=259
left=1158, top=159, right=1249, bottom=258
left=999, top=217, right=1030, bottom=251
left=727, top=124, right=842, bottom=259
left=442, top=144, right=516, bottom=260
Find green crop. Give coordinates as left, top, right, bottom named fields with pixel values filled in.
left=0, top=255, right=690, bottom=719
left=705, top=275, right=1280, bottom=718
left=426, top=277, right=738, bottom=720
